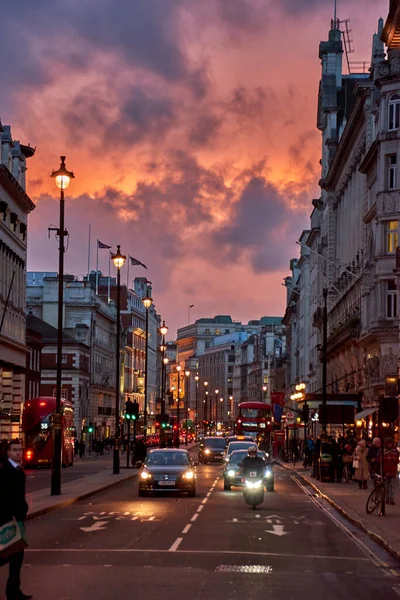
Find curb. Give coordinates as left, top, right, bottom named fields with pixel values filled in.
left=27, top=471, right=138, bottom=521
left=277, top=460, right=400, bottom=563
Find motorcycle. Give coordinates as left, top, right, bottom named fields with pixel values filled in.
left=243, top=470, right=264, bottom=510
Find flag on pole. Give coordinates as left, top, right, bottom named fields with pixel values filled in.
left=98, top=240, right=112, bottom=249
left=129, top=256, right=147, bottom=269
left=96, top=239, right=112, bottom=295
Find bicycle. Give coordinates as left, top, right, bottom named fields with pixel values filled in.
left=341, top=462, right=351, bottom=483
left=366, top=474, right=386, bottom=515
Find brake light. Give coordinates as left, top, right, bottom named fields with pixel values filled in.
left=39, top=402, right=46, bottom=406
left=26, top=450, right=33, bottom=460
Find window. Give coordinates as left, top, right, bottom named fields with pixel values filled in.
left=386, top=220, right=398, bottom=254
left=388, top=93, right=400, bottom=131
left=389, top=154, right=397, bottom=190
left=62, top=354, right=68, bottom=364
left=386, top=280, right=398, bottom=319
left=53, top=388, right=68, bottom=400
left=215, top=329, right=221, bottom=335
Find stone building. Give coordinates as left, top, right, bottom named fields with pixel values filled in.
left=284, top=2, right=400, bottom=430
left=0, top=123, right=35, bottom=438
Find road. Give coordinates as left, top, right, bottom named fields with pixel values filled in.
left=25, top=453, right=115, bottom=493
left=2, top=454, right=400, bottom=600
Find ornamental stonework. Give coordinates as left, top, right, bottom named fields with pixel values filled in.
left=376, top=191, right=400, bottom=217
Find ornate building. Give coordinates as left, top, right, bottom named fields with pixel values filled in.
left=0, top=124, right=35, bottom=438
left=284, top=2, right=400, bottom=425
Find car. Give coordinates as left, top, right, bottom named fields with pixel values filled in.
left=223, top=449, right=274, bottom=491
left=138, top=449, right=196, bottom=497
left=223, top=440, right=258, bottom=463
left=225, top=435, right=255, bottom=447
left=198, top=436, right=227, bottom=463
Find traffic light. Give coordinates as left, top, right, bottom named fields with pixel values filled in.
left=88, top=422, right=94, bottom=434
left=125, top=400, right=139, bottom=420
left=302, top=403, right=309, bottom=423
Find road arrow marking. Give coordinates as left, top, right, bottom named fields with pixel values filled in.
left=80, top=521, right=108, bottom=533
left=266, top=525, right=288, bottom=537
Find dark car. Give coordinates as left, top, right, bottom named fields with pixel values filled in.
left=138, top=449, right=196, bottom=497
left=223, top=449, right=274, bottom=491
left=198, top=436, right=226, bottom=463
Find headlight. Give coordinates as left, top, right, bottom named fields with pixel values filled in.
left=265, top=453, right=269, bottom=458
left=245, top=479, right=262, bottom=489
left=265, top=470, right=272, bottom=478
left=183, top=470, right=195, bottom=480
left=140, top=471, right=151, bottom=480
left=224, top=456, right=229, bottom=462
left=227, top=469, right=235, bottom=477
left=204, top=449, right=211, bottom=455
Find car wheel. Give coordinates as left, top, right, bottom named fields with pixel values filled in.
left=223, top=481, right=231, bottom=491
left=188, top=488, right=196, bottom=497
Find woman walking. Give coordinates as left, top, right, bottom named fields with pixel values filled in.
left=353, top=439, right=369, bottom=490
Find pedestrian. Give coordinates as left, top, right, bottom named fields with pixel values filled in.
left=74, top=439, right=79, bottom=458
left=367, top=437, right=381, bottom=478
left=353, top=439, right=369, bottom=489
left=0, top=439, right=32, bottom=600
left=383, top=438, right=399, bottom=505
left=335, top=439, right=344, bottom=483
left=79, top=440, right=86, bottom=459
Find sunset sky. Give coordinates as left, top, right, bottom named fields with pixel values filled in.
left=3, top=0, right=386, bottom=336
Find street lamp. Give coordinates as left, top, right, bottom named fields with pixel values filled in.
left=159, top=320, right=168, bottom=445
left=142, top=287, right=153, bottom=451
left=220, top=397, right=224, bottom=425
left=185, top=370, right=190, bottom=445
left=176, top=366, right=182, bottom=447
left=194, top=375, right=199, bottom=435
left=214, top=389, right=219, bottom=425
left=50, top=156, right=74, bottom=496
left=204, top=381, right=208, bottom=429
left=111, top=245, right=127, bottom=475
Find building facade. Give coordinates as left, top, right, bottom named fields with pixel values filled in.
left=0, top=124, right=35, bottom=438
left=284, top=4, right=400, bottom=431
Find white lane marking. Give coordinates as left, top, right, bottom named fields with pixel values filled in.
left=233, top=518, right=238, bottom=522
left=206, top=492, right=211, bottom=497
left=201, top=498, right=208, bottom=504
left=103, top=564, right=112, bottom=567
left=182, top=524, right=192, bottom=534
left=80, top=521, right=108, bottom=533
left=131, top=516, right=138, bottom=521
left=255, top=514, right=260, bottom=519
left=62, top=564, right=71, bottom=567
left=392, top=585, right=400, bottom=595
left=190, top=513, right=199, bottom=522
left=169, top=538, right=183, bottom=552
left=197, top=505, right=204, bottom=513
left=265, top=524, right=288, bottom=537
left=28, top=548, right=370, bottom=560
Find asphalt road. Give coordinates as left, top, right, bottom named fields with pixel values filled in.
left=3, top=453, right=400, bottom=600
left=25, top=453, right=115, bottom=493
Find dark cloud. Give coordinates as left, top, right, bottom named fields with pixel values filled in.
left=188, top=113, right=223, bottom=146
left=213, top=0, right=269, bottom=32
left=213, top=176, right=307, bottom=272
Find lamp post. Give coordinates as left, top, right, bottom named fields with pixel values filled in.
left=185, top=370, right=190, bottom=445
left=220, top=397, right=224, bottom=425
left=214, top=389, right=219, bottom=426
left=176, top=366, right=182, bottom=447
left=262, top=385, right=267, bottom=401
left=159, top=321, right=168, bottom=411
left=229, top=396, right=233, bottom=428
left=322, top=287, right=328, bottom=434
left=142, top=288, right=153, bottom=451
left=111, top=245, right=127, bottom=475
left=204, top=381, right=208, bottom=431
left=50, top=156, right=74, bottom=496
left=194, top=375, right=199, bottom=437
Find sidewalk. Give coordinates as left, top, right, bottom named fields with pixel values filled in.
left=26, top=443, right=198, bottom=520
left=279, top=460, right=400, bottom=561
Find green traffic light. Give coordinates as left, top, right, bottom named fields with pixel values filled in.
left=126, top=414, right=131, bottom=420
left=132, top=415, right=136, bottom=420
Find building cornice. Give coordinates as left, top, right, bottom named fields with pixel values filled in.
left=382, top=0, right=400, bottom=48
left=0, top=164, right=35, bottom=212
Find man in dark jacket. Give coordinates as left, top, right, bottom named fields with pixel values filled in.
left=0, top=439, right=31, bottom=600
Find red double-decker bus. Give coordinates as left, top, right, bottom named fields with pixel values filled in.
left=235, top=401, right=273, bottom=440
left=21, top=397, right=74, bottom=467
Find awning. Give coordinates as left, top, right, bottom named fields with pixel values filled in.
left=354, top=407, right=378, bottom=421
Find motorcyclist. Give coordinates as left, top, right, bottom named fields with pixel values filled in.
left=240, top=445, right=265, bottom=478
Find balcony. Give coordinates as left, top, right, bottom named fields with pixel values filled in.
left=326, top=316, right=360, bottom=355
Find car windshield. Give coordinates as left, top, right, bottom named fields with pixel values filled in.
left=145, top=451, right=190, bottom=466
left=204, top=438, right=226, bottom=449
left=229, top=450, right=265, bottom=465
left=227, top=442, right=255, bottom=454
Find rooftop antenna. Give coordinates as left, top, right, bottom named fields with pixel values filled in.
left=331, top=0, right=339, bottom=30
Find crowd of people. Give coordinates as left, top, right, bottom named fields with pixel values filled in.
left=289, top=431, right=399, bottom=505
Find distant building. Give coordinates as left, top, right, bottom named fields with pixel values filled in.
left=0, top=123, right=35, bottom=438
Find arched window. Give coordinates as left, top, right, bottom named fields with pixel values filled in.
left=388, top=93, right=400, bottom=131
